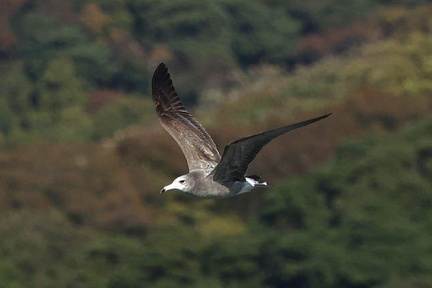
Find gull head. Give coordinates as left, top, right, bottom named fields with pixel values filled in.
left=160, top=174, right=194, bottom=193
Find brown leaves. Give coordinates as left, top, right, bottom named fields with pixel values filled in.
left=79, top=2, right=111, bottom=36
left=0, top=143, right=158, bottom=233
left=295, top=22, right=382, bottom=62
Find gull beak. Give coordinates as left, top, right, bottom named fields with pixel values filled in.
left=160, top=183, right=177, bottom=194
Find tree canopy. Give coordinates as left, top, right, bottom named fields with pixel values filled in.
left=1, top=0, right=432, bottom=287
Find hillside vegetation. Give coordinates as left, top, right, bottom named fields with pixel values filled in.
left=1, top=0, right=432, bottom=287
left=2, top=107, right=432, bottom=287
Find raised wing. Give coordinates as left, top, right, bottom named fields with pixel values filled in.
left=212, top=113, right=331, bottom=182
left=152, top=63, right=221, bottom=171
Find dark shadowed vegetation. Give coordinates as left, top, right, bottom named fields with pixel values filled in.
left=1, top=0, right=432, bottom=287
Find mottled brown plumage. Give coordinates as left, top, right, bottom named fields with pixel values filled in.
left=152, top=63, right=220, bottom=172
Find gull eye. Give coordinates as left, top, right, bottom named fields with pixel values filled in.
left=179, top=180, right=185, bottom=184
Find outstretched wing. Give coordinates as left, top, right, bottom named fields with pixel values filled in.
left=152, top=63, right=221, bottom=171
left=212, top=113, right=331, bottom=182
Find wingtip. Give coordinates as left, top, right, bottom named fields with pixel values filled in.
left=316, top=113, right=332, bottom=121
left=152, top=63, right=170, bottom=87
left=154, top=63, right=167, bottom=76
left=309, top=113, right=332, bottom=123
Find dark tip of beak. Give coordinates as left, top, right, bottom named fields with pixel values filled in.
left=160, top=188, right=166, bottom=194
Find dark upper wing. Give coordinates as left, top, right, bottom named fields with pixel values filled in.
left=152, top=63, right=221, bottom=171
left=212, top=113, right=331, bottom=182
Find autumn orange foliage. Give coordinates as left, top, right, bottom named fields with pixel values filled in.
left=1, top=89, right=431, bottom=229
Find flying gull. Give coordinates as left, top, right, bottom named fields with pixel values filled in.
left=152, top=63, right=330, bottom=198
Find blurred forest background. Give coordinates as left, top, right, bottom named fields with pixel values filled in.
left=1, top=0, right=432, bottom=287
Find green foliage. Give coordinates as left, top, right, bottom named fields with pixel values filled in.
left=73, top=224, right=219, bottom=287
left=1, top=64, right=33, bottom=122
left=133, top=0, right=230, bottom=46
left=112, top=61, right=152, bottom=93
left=47, top=106, right=94, bottom=143
left=204, top=233, right=265, bottom=288
left=259, top=117, right=432, bottom=287
left=0, top=64, right=33, bottom=135
left=222, top=0, right=300, bottom=65
left=306, top=32, right=432, bottom=95
left=376, top=0, right=432, bottom=6
left=0, top=211, right=83, bottom=288
left=74, top=235, right=151, bottom=287
left=282, top=0, right=376, bottom=31
left=37, top=58, right=86, bottom=114
left=132, top=0, right=300, bottom=67
left=2, top=1, right=432, bottom=287
left=1, top=0, right=431, bottom=146
left=31, top=57, right=93, bottom=142
left=15, top=13, right=115, bottom=85
left=220, top=31, right=432, bottom=124
left=131, top=0, right=235, bottom=102
left=344, top=33, right=432, bottom=94
left=92, top=96, right=154, bottom=139
left=132, top=0, right=232, bottom=74
left=2, top=89, right=432, bottom=288
left=95, top=0, right=134, bottom=30
left=0, top=98, right=16, bottom=137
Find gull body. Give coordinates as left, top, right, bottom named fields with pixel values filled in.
left=152, top=63, right=330, bottom=198
left=160, top=170, right=263, bottom=198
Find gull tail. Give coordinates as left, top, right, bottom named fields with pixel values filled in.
left=246, top=175, right=268, bottom=187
